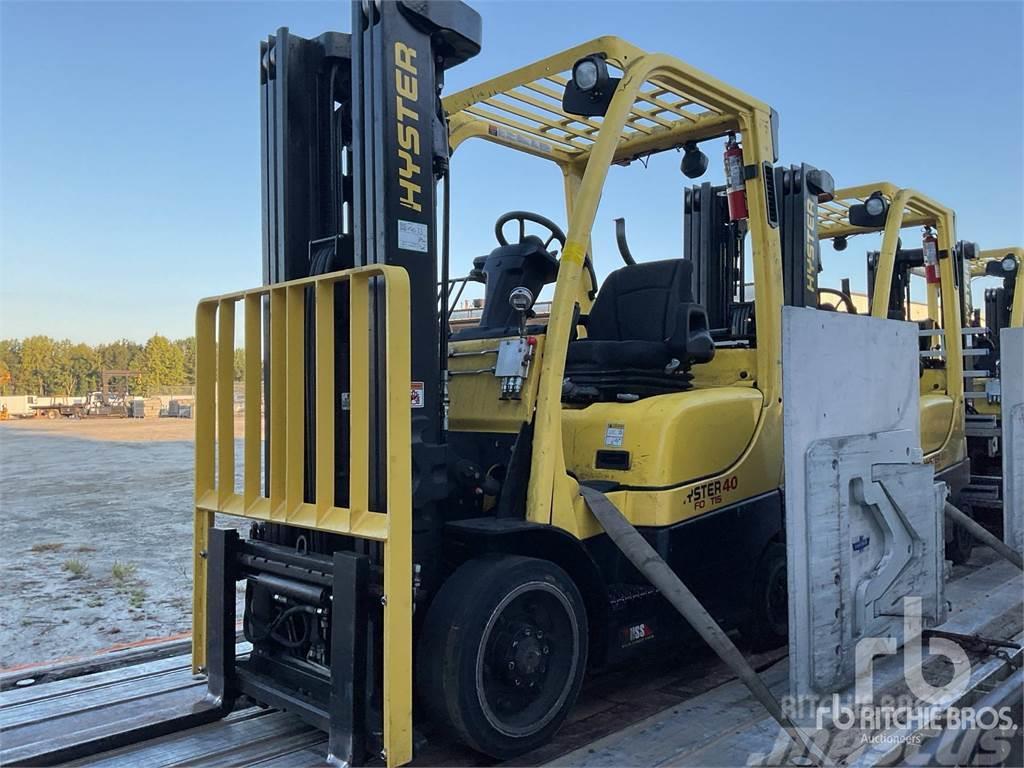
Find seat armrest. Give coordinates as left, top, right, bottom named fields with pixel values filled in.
left=667, top=304, right=715, bottom=364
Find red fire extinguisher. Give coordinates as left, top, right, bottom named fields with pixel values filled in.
left=923, top=226, right=940, bottom=284
left=723, top=133, right=748, bottom=221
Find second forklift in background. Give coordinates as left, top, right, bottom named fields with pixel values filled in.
left=962, top=246, right=1023, bottom=530
left=815, top=183, right=977, bottom=562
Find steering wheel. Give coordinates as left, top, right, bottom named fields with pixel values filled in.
left=495, top=210, right=567, bottom=251
left=819, top=288, right=857, bottom=314
left=493, top=210, right=599, bottom=300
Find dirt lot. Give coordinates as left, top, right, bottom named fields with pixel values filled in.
left=0, top=414, right=249, bottom=442
left=0, top=424, right=250, bottom=670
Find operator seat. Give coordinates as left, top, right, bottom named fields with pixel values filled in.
left=564, top=259, right=714, bottom=402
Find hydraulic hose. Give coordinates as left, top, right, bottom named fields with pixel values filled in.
left=245, top=604, right=315, bottom=647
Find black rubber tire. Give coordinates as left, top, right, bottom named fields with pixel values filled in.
left=746, top=542, right=789, bottom=651
left=417, top=555, right=588, bottom=760
left=945, top=502, right=974, bottom=565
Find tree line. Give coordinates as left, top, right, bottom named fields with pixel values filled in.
left=0, top=336, right=245, bottom=397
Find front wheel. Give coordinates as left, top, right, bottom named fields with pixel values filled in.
left=417, top=555, right=588, bottom=759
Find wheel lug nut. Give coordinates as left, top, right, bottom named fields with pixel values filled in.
left=542, top=645, right=549, bottom=655
left=514, top=678, right=521, bottom=686
left=524, top=629, right=531, bottom=637
left=508, top=661, right=515, bottom=671
left=536, top=631, right=543, bottom=639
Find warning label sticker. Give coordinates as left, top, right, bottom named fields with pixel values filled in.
left=487, top=124, right=553, bottom=154
left=410, top=382, right=425, bottom=409
left=398, top=220, right=428, bottom=252
left=604, top=423, right=625, bottom=447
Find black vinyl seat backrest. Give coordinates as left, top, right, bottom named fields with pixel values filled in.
left=563, top=259, right=713, bottom=402
left=586, top=259, right=695, bottom=343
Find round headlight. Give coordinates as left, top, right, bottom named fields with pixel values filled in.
left=1002, top=255, right=1018, bottom=273
left=865, top=194, right=886, bottom=217
left=573, top=59, right=599, bottom=91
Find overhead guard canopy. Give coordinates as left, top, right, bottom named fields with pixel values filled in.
left=444, top=36, right=779, bottom=166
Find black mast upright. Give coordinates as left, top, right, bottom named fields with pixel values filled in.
left=350, top=0, right=480, bottom=587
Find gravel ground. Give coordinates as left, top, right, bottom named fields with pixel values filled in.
left=0, top=429, right=247, bottom=669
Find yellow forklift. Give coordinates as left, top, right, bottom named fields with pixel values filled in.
left=815, top=183, right=975, bottom=560
left=965, top=246, right=1023, bottom=414
left=961, top=247, right=1022, bottom=526
left=191, top=5, right=840, bottom=764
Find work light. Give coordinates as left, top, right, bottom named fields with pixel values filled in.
left=848, top=191, right=888, bottom=228
left=985, top=254, right=1019, bottom=278
left=572, top=55, right=607, bottom=93
left=562, top=54, right=619, bottom=117
left=833, top=236, right=848, bottom=252
left=864, top=193, right=886, bottom=217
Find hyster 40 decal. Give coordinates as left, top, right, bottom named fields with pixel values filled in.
left=684, top=475, right=739, bottom=511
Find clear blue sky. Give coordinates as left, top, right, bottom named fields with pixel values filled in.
left=2, top=1, right=1021, bottom=343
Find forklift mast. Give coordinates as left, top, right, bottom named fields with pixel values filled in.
left=350, top=0, right=480, bottom=556
left=261, top=29, right=353, bottom=285
left=866, top=240, right=976, bottom=325
left=684, top=163, right=830, bottom=336
left=259, top=2, right=479, bottom=538
left=217, top=2, right=481, bottom=764
left=867, top=247, right=922, bottom=320
left=983, top=254, right=1018, bottom=344
left=774, top=164, right=830, bottom=310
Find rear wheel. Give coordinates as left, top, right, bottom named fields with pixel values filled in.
left=417, top=555, right=588, bottom=759
left=746, top=542, right=788, bottom=651
left=945, top=502, right=974, bottom=565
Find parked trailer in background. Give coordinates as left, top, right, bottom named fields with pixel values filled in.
left=29, top=391, right=129, bottom=419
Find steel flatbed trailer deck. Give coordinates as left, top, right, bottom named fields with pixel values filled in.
left=2, top=553, right=1019, bottom=768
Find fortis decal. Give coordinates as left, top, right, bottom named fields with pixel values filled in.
left=395, top=42, right=422, bottom=214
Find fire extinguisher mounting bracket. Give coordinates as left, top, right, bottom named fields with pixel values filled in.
left=744, top=164, right=758, bottom=181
